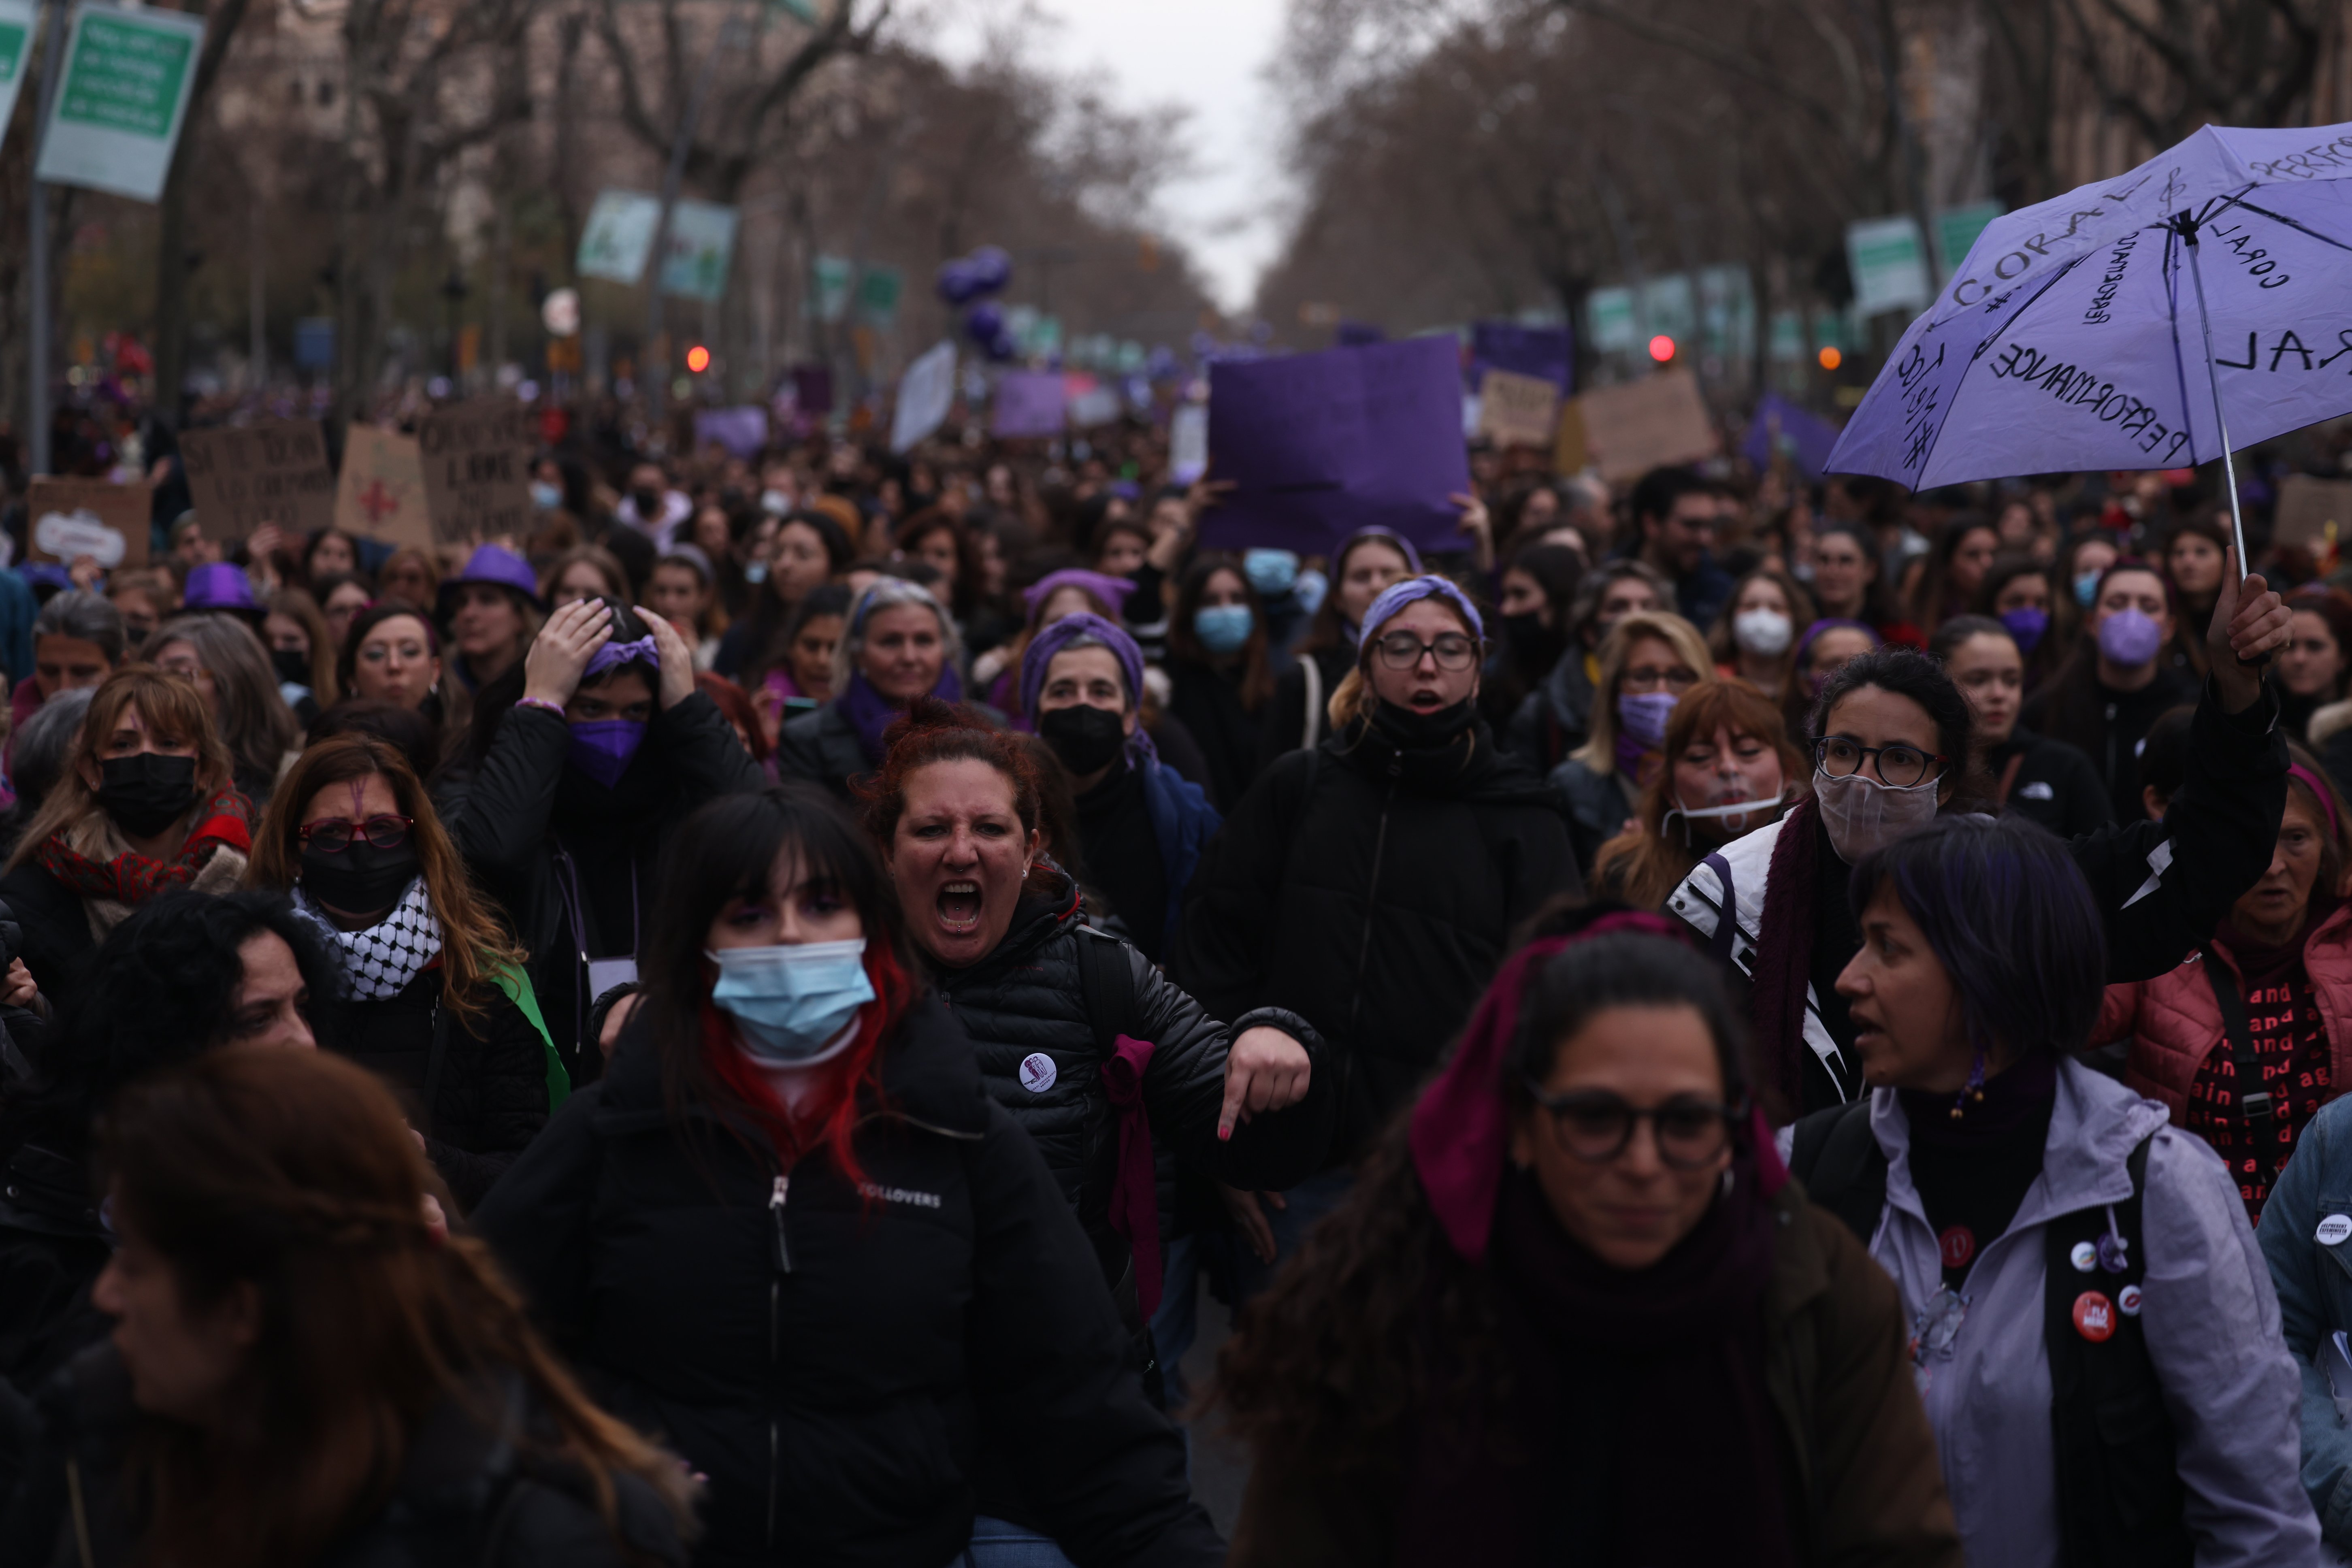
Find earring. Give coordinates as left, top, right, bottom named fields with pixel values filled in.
left=1951, top=1045, right=1988, bottom=1120
left=1719, top=1167, right=1736, bottom=1197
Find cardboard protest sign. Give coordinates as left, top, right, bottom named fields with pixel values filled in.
left=2274, top=474, right=2352, bottom=551
left=178, top=418, right=336, bottom=542
left=24, top=477, right=149, bottom=567
left=333, top=425, right=434, bottom=550
left=1477, top=369, right=1562, bottom=450
left=415, top=399, right=533, bottom=544
left=1200, top=336, right=1470, bottom=556
left=1566, top=369, right=1718, bottom=482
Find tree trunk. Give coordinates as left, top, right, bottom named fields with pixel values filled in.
left=149, top=0, right=252, bottom=424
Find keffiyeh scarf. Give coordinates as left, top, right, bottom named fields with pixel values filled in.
left=297, top=877, right=443, bottom=1000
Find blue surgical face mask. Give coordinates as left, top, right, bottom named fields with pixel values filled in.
left=1243, top=548, right=1300, bottom=598
left=707, top=938, right=876, bottom=1063
left=1195, top=603, right=1254, bottom=655
left=744, top=560, right=770, bottom=585
left=2074, top=569, right=2102, bottom=607
left=530, top=481, right=562, bottom=512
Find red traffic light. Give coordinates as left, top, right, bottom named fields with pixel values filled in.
left=685, top=345, right=712, bottom=374
left=1647, top=335, right=1676, bottom=363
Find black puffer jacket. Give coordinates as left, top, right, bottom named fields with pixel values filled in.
left=0, top=1345, right=688, bottom=1568
left=473, top=996, right=1220, bottom=1568
left=931, top=874, right=1336, bottom=1282
left=447, top=693, right=764, bottom=1083
left=0, top=1142, right=106, bottom=1398
left=772, top=699, right=870, bottom=800
left=1172, top=711, right=1581, bottom=1164
left=323, top=966, right=550, bottom=1212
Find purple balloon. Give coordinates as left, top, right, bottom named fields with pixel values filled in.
left=935, top=258, right=986, bottom=306
left=965, top=302, right=1006, bottom=346
left=965, top=245, right=1013, bottom=296
left=986, top=332, right=1018, bottom=364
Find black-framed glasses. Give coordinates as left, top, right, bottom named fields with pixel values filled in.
left=1372, top=631, right=1481, bottom=671
left=1520, top=1083, right=1747, bottom=1168
left=1813, top=735, right=1946, bottom=788
left=298, top=814, right=414, bottom=854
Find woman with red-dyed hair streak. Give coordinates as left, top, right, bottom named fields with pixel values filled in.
left=472, top=782, right=1220, bottom=1568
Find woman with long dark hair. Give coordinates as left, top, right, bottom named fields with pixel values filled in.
left=14, top=1046, right=695, bottom=1566
left=473, top=785, right=1221, bottom=1568
left=2020, top=560, right=2197, bottom=824
left=1261, top=528, right=1419, bottom=758
left=1216, top=908, right=1960, bottom=1566
left=1166, top=556, right=1275, bottom=812
left=714, top=508, right=853, bottom=680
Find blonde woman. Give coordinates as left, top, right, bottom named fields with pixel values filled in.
left=1547, top=609, right=1713, bottom=874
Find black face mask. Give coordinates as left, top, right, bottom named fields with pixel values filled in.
left=271, top=647, right=311, bottom=686
left=301, top=842, right=421, bottom=920
left=631, top=488, right=665, bottom=516
left=1039, top=705, right=1127, bottom=777
left=1370, top=697, right=1478, bottom=751
left=96, top=753, right=199, bottom=838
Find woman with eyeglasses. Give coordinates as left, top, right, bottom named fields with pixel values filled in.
left=1547, top=610, right=1713, bottom=876
left=1670, top=559, right=2297, bottom=1121
left=1785, top=816, right=2316, bottom=1568
left=247, top=732, right=560, bottom=1211
left=1173, top=576, right=1576, bottom=1297
left=1214, top=905, right=1961, bottom=1567
left=141, top=614, right=303, bottom=807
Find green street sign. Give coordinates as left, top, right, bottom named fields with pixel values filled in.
left=810, top=256, right=852, bottom=324
left=859, top=265, right=903, bottom=328
left=35, top=3, right=205, bottom=202
left=0, top=1, right=34, bottom=160
left=1934, top=201, right=2005, bottom=277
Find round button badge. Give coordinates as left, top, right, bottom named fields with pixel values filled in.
left=1937, top=1226, right=1975, bottom=1269
left=2073, top=1291, right=2116, bottom=1342
left=1018, top=1052, right=1058, bottom=1093
left=2069, top=1240, right=2098, bottom=1272
left=2118, top=1284, right=2144, bottom=1317
left=2318, top=1214, right=2352, bottom=1246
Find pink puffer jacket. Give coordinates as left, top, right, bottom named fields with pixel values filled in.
left=2092, top=902, right=2352, bottom=1121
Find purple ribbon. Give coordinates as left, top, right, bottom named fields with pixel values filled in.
left=584, top=635, right=660, bottom=680
left=1100, top=1033, right=1162, bottom=1318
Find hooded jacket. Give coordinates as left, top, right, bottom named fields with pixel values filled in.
left=471, top=996, right=1221, bottom=1568
left=446, top=693, right=764, bottom=1083
left=1171, top=712, right=1579, bottom=1164
left=2253, top=1091, right=2352, bottom=1553
left=1851, top=1061, right=2318, bottom=1568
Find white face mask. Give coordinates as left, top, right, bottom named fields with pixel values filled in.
left=1664, top=788, right=1785, bottom=845
left=1813, top=768, right=1940, bottom=862
left=1732, top=608, right=1794, bottom=658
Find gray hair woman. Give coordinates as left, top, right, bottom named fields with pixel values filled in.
left=142, top=614, right=303, bottom=807
left=775, top=576, right=973, bottom=799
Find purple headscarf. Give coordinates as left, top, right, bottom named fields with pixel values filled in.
left=1020, top=613, right=1157, bottom=767
left=1793, top=617, right=1879, bottom=670
left=1022, top=568, right=1134, bottom=618
left=1339, top=525, right=1424, bottom=577
left=1361, top=574, right=1486, bottom=650
left=584, top=634, right=660, bottom=681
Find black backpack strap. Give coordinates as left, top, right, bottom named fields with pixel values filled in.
left=1074, top=927, right=1138, bottom=1056
left=2200, top=946, right=2278, bottom=1191
left=1700, top=851, right=1737, bottom=964
left=2044, top=1131, right=2190, bottom=1568
left=1787, top=1101, right=1887, bottom=1247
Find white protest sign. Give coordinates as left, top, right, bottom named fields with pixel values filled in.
left=890, top=340, right=957, bottom=454
left=1169, top=403, right=1208, bottom=485
left=577, top=190, right=662, bottom=286
left=35, top=3, right=206, bottom=203
left=659, top=199, right=739, bottom=303
left=0, top=2, right=36, bottom=158
left=1846, top=215, right=1931, bottom=317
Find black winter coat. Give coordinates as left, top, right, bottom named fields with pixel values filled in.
left=931, top=876, right=1336, bottom=1287
left=1171, top=714, right=1581, bottom=1165
left=1, top=1345, right=687, bottom=1568
left=773, top=699, right=869, bottom=800
left=324, top=967, right=550, bottom=1211
left=447, top=693, right=764, bottom=1083
left=1985, top=724, right=2114, bottom=838
left=0, top=1142, right=107, bottom=1398
left=0, top=865, right=98, bottom=1020
left=472, top=997, right=1221, bottom=1568
left=1165, top=656, right=1263, bottom=813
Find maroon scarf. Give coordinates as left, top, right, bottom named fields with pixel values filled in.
left=1746, top=795, right=1823, bottom=1113
left=34, top=789, right=252, bottom=906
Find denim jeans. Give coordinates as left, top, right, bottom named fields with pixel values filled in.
left=1231, top=1166, right=1358, bottom=1304
left=960, top=1516, right=1078, bottom=1568
left=1150, top=1235, right=1201, bottom=1407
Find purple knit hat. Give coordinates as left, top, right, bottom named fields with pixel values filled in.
left=1021, top=612, right=1157, bottom=766
left=440, top=544, right=545, bottom=612
left=1361, top=573, right=1485, bottom=649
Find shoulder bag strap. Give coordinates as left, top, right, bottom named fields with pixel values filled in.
left=2201, top=946, right=2277, bottom=1188
left=1995, top=752, right=2025, bottom=810
left=1298, top=655, right=1323, bottom=752
left=1075, top=928, right=1138, bottom=1056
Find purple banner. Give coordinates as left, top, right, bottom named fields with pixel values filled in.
left=1740, top=392, right=1842, bottom=480
left=1198, top=336, right=1472, bottom=556
left=1336, top=320, right=1386, bottom=347
left=992, top=370, right=1067, bottom=438
left=1470, top=321, right=1574, bottom=392
left=694, top=405, right=770, bottom=460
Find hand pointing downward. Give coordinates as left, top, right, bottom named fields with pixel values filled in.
left=1219, top=1027, right=1313, bottom=1140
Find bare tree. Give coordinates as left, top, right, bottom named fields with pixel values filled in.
left=2058, top=0, right=2327, bottom=147
left=152, top=0, right=258, bottom=425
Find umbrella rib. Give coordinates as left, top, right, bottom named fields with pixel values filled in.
left=1909, top=254, right=2090, bottom=487
left=2211, top=194, right=2352, bottom=256
left=2162, top=225, right=2201, bottom=463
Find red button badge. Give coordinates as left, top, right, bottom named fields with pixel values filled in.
left=2073, top=1291, right=2116, bottom=1342
left=1938, top=1225, right=1975, bottom=1269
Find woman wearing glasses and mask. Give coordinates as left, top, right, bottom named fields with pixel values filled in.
left=1174, top=577, right=1577, bottom=1294
left=1546, top=611, right=1713, bottom=875
left=1670, top=557, right=2299, bottom=1121
left=248, top=733, right=560, bottom=1211
left=1215, top=905, right=1961, bottom=1567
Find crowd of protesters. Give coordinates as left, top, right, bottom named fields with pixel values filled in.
left=0, top=388, right=2351, bottom=1565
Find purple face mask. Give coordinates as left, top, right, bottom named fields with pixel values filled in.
left=2096, top=606, right=2163, bottom=668
left=567, top=720, right=647, bottom=788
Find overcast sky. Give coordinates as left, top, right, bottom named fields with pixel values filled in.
left=924, top=0, right=1291, bottom=317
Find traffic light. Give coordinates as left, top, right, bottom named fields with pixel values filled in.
left=1648, top=334, right=1676, bottom=363
left=1818, top=346, right=1843, bottom=371
left=685, top=344, right=712, bottom=374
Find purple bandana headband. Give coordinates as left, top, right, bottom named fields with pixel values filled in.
left=1021, top=612, right=1157, bottom=766
left=1340, top=526, right=1424, bottom=576
left=1794, top=617, right=1878, bottom=667
left=1361, top=574, right=1485, bottom=648
left=584, top=635, right=660, bottom=680
left=1023, top=568, right=1135, bottom=618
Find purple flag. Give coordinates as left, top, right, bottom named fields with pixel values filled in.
left=694, top=405, right=770, bottom=460
left=992, top=371, right=1067, bottom=438
left=1470, top=321, right=1574, bottom=392
left=1198, top=336, right=1472, bottom=556
left=1740, top=393, right=1842, bottom=480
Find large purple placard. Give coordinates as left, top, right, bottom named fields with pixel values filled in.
left=992, top=371, right=1067, bottom=438
left=1470, top=321, right=1574, bottom=392
left=1199, top=336, right=1472, bottom=556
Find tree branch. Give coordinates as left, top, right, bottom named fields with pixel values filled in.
left=1553, top=0, right=1849, bottom=138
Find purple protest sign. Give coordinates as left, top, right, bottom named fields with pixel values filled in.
left=1470, top=321, right=1574, bottom=392
left=1199, top=336, right=1472, bottom=556
left=791, top=365, right=834, bottom=416
left=1740, top=393, right=1841, bottom=480
left=694, top=405, right=770, bottom=460
left=1336, top=321, right=1386, bottom=347
left=992, top=371, right=1067, bottom=438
